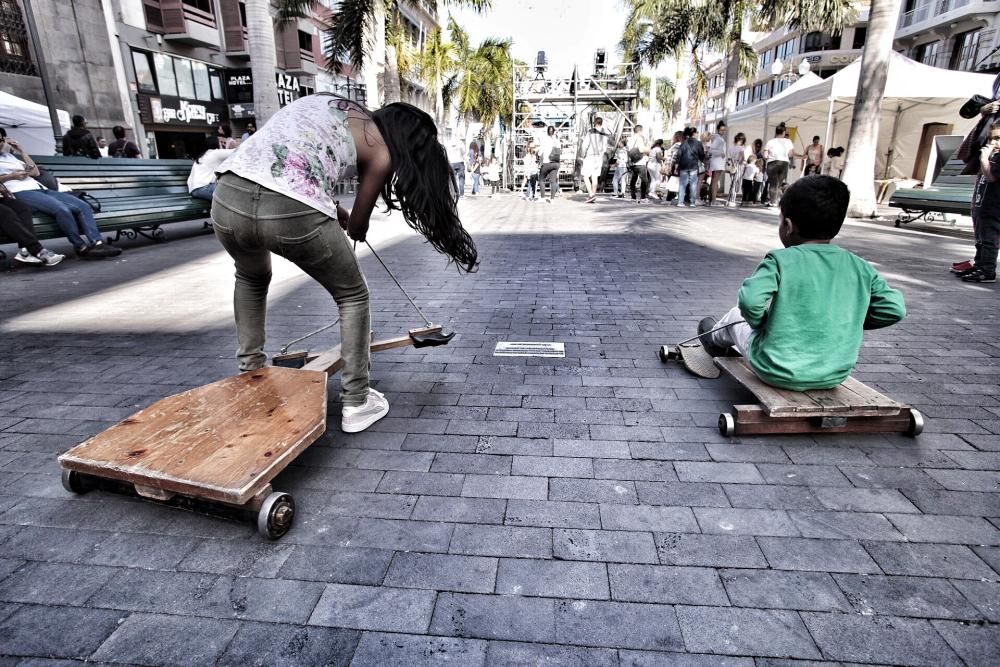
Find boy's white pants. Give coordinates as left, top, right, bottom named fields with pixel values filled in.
left=710, top=306, right=755, bottom=356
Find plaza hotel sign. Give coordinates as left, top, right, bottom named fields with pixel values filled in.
left=225, top=69, right=302, bottom=119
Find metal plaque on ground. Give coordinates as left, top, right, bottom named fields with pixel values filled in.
left=493, top=342, right=565, bottom=358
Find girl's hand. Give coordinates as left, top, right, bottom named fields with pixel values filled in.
left=337, top=205, right=350, bottom=230
left=348, top=219, right=368, bottom=242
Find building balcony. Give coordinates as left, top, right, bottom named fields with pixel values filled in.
left=896, top=0, right=1000, bottom=39
left=162, top=7, right=221, bottom=48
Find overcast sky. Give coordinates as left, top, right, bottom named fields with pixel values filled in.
left=447, top=0, right=632, bottom=78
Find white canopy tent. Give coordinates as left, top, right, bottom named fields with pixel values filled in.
left=727, top=51, right=995, bottom=182
left=0, top=90, right=70, bottom=156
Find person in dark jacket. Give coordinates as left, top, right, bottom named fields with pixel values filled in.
left=107, top=126, right=141, bottom=158
left=62, top=115, right=101, bottom=159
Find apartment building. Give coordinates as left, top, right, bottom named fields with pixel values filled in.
left=895, top=0, right=1000, bottom=73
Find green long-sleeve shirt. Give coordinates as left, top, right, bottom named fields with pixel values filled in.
left=738, top=244, right=906, bottom=391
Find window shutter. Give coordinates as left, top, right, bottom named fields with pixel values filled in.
left=160, top=0, right=186, bottom=34
left=219, top=0, right=244, bottom=52
left=277, top=23, right=301, bottom=70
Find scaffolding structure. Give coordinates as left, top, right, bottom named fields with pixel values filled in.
left=506, top=57, right=642, bottom=192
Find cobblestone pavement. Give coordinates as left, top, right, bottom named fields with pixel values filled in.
left=0, top=192, right=998, bottom=666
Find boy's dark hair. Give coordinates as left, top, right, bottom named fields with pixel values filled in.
left=812, top=135, right=820, bottom=142
left=779, top=175, right=849, bottom=240
left=774, top=122, right=786, bottom=136
left=112, top=125, right=126, bottom=139
left=717, top=120, right=726, bottom=131
left=72, top=114, right=86, bottom=128
left=594, top=116, right=603, bottom=126
left=683, top=126, right=697, bottom=138
left=990, top=118, right=1000, bottom=131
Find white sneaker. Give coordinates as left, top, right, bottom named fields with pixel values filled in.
left=37, top=249, right=64, bottom=266
left=341, top=388, right=389, bottom=433
left=14, top=248, right=42, bottom=265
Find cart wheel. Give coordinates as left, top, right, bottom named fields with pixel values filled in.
left=894, top=220, right=901, bottom=228
left=907, top=409, right=924, bottom=437
left=257, top=492, right=295, bottom=539
left=658, top=345, right=670, bottom=363
left=61, top=469, right=90, bottom=494
left=718, top=413, right=735, bottom=437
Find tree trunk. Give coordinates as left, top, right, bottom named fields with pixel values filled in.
left=381, top=6, right=401, bottom=105
left=672, top=48, right=689, bottom=128
left=721, top=36, right=741, bottom=120
left=245, top=0, right=280, bottom=124
left=362, top=2, right=386, bottom=108
left=841, top=0, right=901, bottom=218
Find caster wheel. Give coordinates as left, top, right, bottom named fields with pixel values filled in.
left=257, top=492, right=295, bottom=539
left=61, top=469, right=90, bottom=494
left=907, top=409, right=924, bottom=437
left=658, top=345, right=670, bottom=363
left=718, top=413, right=735, bottom=437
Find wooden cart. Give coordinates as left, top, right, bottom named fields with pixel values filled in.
left=714, top=358, right=924, bottom=437
left=58, top=326, right=450, bottom=538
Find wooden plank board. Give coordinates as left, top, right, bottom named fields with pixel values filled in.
left=58, top=367, right=327, bottom=505
left=732, top=405, right=912, bottom=435
left=717, top=358, right=901, bottom=417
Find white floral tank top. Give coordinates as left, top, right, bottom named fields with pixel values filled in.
left=217, top=94, right=358, bottom=220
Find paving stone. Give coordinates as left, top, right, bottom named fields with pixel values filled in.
left=834, top=574, right=982, bottom=620
left=92, top=613, right=239, bottom=666
left=431, top=453, right=512, bottom=475
left=592, top=459, right=677, bottom=482
left=694, top=507, right=800, bottom=537
left=674, top=462, right=765, bottom=484
left=402, top=434, right=479, bottom=453
left=0, top=604, right=121, bottom=659
left=554, top=528, right=658, bottom=564
left=309, top=583, right=436, bottom=633
left=495, top=558, right=609, bottom=599
left=510, top=455, right=593, bottom=478
left=655, top=533, right=767, bottom=568
left=347, top=518, right=454, bottom=553
left=599, top=504, right=699, bottom=532
left=450, top=524, right=552, bottom=558
left=931, top=619, right=1000, bottom=667
left=755, top=463, right=853, bottom=487
left=486, top=641, right=617, bottom=666
left=552, top=439, right=631, bottom=459
left=720, top=569, right=851, bottom=612
left=800, top=612, right=962, bottom=666
left=901, top=489, right=1000, bottom=517
left=411, top=496, right=507, bottom=524
left=950, top=579, right=1000, bottom=621
left=350, top=632, right=486, bottom=667
left=629, top=442, right=711, bottom=461
left=619, top=651, right=754, bottom=666
left=376, top=471, right=466, bottom=496
left=429, top=592, right=555, bottom=642
left=706, top=443, right=791, bottom=464
left=812, top=487, right=921, bottom=513
left=886, top=512, right=1000, bottom=545
left=722, top=484, right=824, bottom=510
left=635, top=481, right=730, bottom=507
left=554, top=598, right=683, bottom=651
left=346, top=450, right=436, bottom=472
left=781, top=445, right=873, bottom=466
left=786, top=510, right=906, bottom=541
left=461, top=474, right=548, bottom=500
left=840, top=466, right=944, bottom=489
left=0, top=558, right=22, bottom=583
left=278, top=545, right=394, bottom=585
left=973, top=546, right=1000, bottom=576
left=504, top=499, right=600, bottom=529
left=757, top=537, right=881, bottom=573
left=863, top=541, right=999, bottom=579
left=218, top=623, right=359, bottom=667
left=0, top=562, right=117, bottom=606
left=676, top=606, right=821, bottom=659
left=384, top=553, right=498, bottom=594
left=609, top=564, right=728, bottom=606
left=549, top=478, right=638, bottom=504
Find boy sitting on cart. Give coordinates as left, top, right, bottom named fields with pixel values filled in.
left=699, top=175, right=906, bottom=391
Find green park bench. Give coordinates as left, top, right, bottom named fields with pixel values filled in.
left=888, top=157, right=974, bottom=227
left=0, top=156, right=211, bottom=263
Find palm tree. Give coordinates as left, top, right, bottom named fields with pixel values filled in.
left=245, top=0, right=283, bottom=125
left=418, top=27, right=454, bottom=126
left=841, top=0, right=902, bottom=218
left=621, top=0, right=856, bottom=122
left=319, top=0, right=491, bottom=107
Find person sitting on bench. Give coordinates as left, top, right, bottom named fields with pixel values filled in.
left=187, top=145, right=234, bottom=202
left=698, top=175, right=906, bottom=391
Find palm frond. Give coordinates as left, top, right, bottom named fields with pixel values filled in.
left=321, top=0, right=378, bottom=71
left=736, top=39, right=758, bottom=81
left=758, top=0, right=857, bottom=34
left=689, top=47, right=709, bottom=112
left=274, top=0, right=313, bottom=24
left=441, top=72, right=459, bottom=113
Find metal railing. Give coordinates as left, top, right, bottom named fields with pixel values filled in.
left=901, top=0, right=972, bottom=28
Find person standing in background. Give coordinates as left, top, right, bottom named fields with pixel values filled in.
left=707, top=121, right=728, bottom=205
left=62, top=115, right=101, bottom=159
left=107, top=126, right=141, bottom=158
left=804, top=136, right=825, bottom=175
left=447, top=136, right=466, bottom=198
left=539, top=125, right=562, bottom=202
left=467, top=141, right=482, bottom=196
left=611, top=138, right=628, bottom=199
left=626, top=125, right=650, bottom=203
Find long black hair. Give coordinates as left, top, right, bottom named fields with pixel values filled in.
left=370, top=102, right=478, bottom=273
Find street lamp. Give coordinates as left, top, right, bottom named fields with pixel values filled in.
left=771, top=57, right=812, bottom=82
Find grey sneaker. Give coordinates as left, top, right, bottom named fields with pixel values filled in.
left=37, top=249, right=64, bottom=266
left=341, top=388, right=389, bottom=433
left=14, top=248, right=42, bottom=265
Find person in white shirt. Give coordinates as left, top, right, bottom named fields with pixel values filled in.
left=762, top=122, right=799, bottom=205
left=741, top=158, right=759, bottom=206
left=626, top=125, right=650, bottom=202
left=611, top=138, right=628, bottom=199
left=538, top=125, right=562, bottom=201
left=707, top=121, right=728, bottom=204
left=752, top=158, right=765, bottom=202
left=581, top=116, right=612, bottom=203
left=188, top=147, right=235, bottom=201
left=446, top=137, right=466, bottom=197
left=522, top=144, right=540, bottom=200
left=0, top=129, right=119, bottom=258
